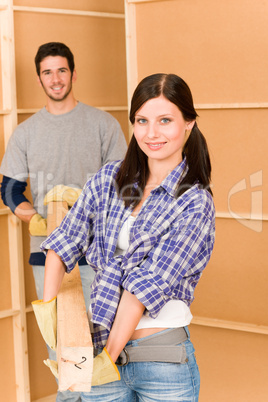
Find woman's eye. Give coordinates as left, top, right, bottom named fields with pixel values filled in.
left=160, top=118, right=170, bottom=124
left=137, top=118, right=147, bottom=124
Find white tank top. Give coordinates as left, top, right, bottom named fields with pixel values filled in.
left=115, top=215, right=192, bottom=329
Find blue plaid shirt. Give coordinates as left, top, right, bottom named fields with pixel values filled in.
left=41, top=158, right=215, bottom=347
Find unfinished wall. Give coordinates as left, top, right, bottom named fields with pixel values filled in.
left=0, top=1, right=128, bottom=401
left=125, top=0, right=268, bottom=401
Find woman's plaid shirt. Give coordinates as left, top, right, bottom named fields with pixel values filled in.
left=41, top=159, right=215, bottom=347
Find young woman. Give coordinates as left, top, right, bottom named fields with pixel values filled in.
left=41, top=73, right=215, bottom=401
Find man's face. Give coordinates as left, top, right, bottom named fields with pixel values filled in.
left=37, top=56, right=76, bottom=102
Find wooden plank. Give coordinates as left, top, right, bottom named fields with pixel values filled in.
left=0, top=208, right=12, bottom=215
left=124, top=0, right=138, bottom=139
left=46, top=201, right=93, bottom=392
left=13, top=5, right=125, bottom=19
left=17, top=106, right=128, bottom=114
left=191, top=316, right=268, bottom=335
left=194, top=102, right=268, bottom=109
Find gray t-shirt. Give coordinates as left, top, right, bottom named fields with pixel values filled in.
left=0, top=101, right=127, bottom=253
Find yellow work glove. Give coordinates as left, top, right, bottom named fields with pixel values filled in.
left=91, top=347, right=120, bottom=386
left=32, top=297, right=57, bottom=351
left=44, top=359, right=58, bottom=379
left=29, top=213, right=47, bottom=236
left=44, top=184, right=82, bottom=207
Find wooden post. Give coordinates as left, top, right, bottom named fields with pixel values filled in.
left=47, top=201, right=93, bottom=392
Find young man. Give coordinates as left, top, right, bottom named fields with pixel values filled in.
left=0, top=42, right=127, bottom=401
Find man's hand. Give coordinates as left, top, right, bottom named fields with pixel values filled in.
left=29, top=213, right=47, bottom=236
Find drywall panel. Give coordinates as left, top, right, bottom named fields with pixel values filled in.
left=190, top=324, right=268, bottom=402
left=197, top=108, right=268, bottom=215
left=191, top=218, right=268, bottom=325
left=134, top=0, right=268, bottom=104
left=14, top=12, right=127, bottom=109
left=0, top=318, right=16, bottom=402
left=0, top=216, right=12, bottom=310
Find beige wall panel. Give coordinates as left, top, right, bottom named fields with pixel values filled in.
left=0, top=216, right=12, bottom=310
left=197, top=108, right=268, bottom=215
left=14, top=12, right=127, bottom=108
left=14, top=0, right=125, bottom=14
left=191, top=219, right=268, bottom=325
left=134, top=0, right=268, bottom=104
left=27, top=312, right=57, bottom=400
left=0, top=318, right=16, bottom=402
left=190, top=324, right=268, bottom=402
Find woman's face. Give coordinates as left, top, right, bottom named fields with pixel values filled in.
left=134, top=95, right=195, bottom=169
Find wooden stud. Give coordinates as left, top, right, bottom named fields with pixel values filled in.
left=0, top=1, right=31, bottom=401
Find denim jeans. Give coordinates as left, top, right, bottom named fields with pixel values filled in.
left=32, top=264, right=95, bottom=402
left=81, top=327, right=200, bottom=402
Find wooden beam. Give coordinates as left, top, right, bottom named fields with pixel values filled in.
left=1, top=1, right=31, bottom=400
left=16, top=106, right=128, bottom=114
left=191, top=316, right=268, bottom=335
left=13, top=6, right=125, bottom=19
left=46, top=201, right=93, bottom=392
left=0, top=208, right=12, bottom=215
left=195, top=102, right=268, bottom=110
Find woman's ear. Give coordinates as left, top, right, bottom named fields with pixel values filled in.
left=186, top=120, right=195, bottom=131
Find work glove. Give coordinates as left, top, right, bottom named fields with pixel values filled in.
left=44, top=184, right=82, bottom=207
left=44, top=359, right=58, bottom=379
left=29, top=213, right=47, bottom=236
left=91, top=347, right=121, bottom=386
left=32, top=297, right=57, bottom=351
left=42, top=348, right=120, bottom=386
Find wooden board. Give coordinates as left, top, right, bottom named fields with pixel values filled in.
left=47, top=201, right=93, bottom=392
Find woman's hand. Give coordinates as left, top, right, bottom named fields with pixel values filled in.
left=105, top=290, right=145, bottom=362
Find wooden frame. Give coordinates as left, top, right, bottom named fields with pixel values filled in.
left=0, top=1, right=30, bottom=401
left=0, top=1, right=127, bottom=400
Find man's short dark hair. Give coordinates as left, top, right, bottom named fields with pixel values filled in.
left=35, top=42, right=75, bottom=76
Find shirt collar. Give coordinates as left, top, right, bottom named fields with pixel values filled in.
left=159, top=157, right=188, bottom=197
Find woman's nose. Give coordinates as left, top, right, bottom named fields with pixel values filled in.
left=147, top=122, right=159, bottom=138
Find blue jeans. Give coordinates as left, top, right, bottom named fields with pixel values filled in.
left=32, top=264, right=95, bottom=402
left=81, top=328, right=200, bottom=402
